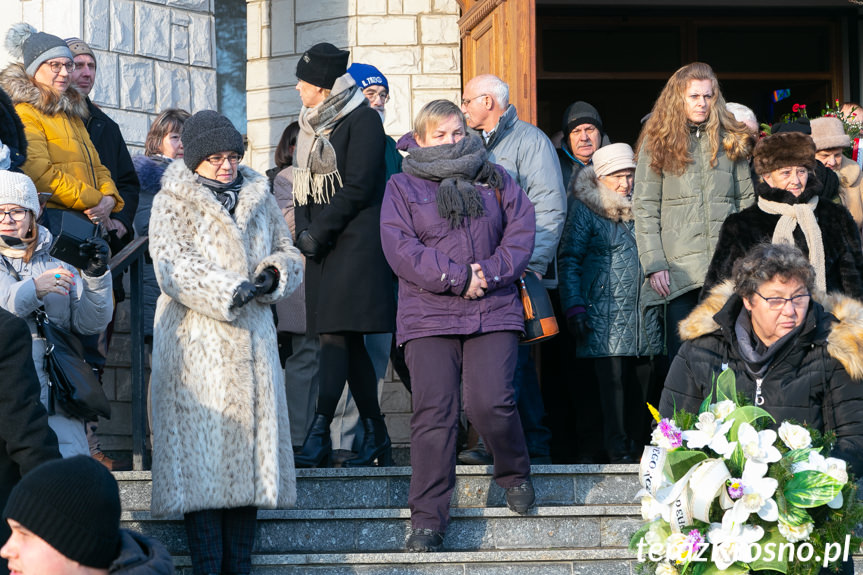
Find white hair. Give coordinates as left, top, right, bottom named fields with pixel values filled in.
left=726, top=102, right=757, bottom=127
left=472, top=74, right=509, bottom=109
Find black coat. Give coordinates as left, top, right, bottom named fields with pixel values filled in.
left=0, top=308, right=61, bottom=574
left=84, top=98, right=140, bottom=237
left=660, top=283, right=863, bottom=476
left=0, top=86, right=26, bottom=170
left=702, top=180, right=863, bottom=300
left=294, top=105, right=395, bottom=334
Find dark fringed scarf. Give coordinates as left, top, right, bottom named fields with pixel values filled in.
left=196, top=171, right=244, bottom=215
left=401, top=134, right=503, bottom=229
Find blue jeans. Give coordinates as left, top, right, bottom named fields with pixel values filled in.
left=513, top=345, right=552, bottom=457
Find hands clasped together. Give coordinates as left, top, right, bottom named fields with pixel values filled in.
left=463, top=263, right=487, bottom=300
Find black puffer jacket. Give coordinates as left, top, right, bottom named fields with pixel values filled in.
left=702, top=179, right=863, bottom=300
left=109, top=530, right=174, bottom=574
left=660, top=282, right=863, bottom=475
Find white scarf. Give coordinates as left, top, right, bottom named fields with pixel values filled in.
left=758, top=194, right=826, bottom=293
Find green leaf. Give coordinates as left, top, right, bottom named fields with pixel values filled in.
left=782, top=447, right=819, bottom=466
left=727, top=406, right=775, bottom=442
left=749, top=526, right=789, bottom=573
left=628, top=522, right=653, bottom=551
left=729, top=442, right=746, bottom=477
left=777, top=492, right=812, bottom=526
left=715, top=368, right=737, bottom=403
left=784, top=470, right=844, bottom=508
left=698, top=393, right=712, bottom=415
left=666, top=450, right=708, bottom=481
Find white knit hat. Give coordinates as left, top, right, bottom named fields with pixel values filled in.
left=810, top=117, right=851, bottom=151
left=0, top=170, right=40, bottom=214
left=593, top=143, right=636, bottom=177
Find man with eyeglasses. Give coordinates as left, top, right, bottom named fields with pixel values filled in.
left=458, top=74, right=565, bottom=466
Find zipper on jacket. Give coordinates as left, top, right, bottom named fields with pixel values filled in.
left=754, top=378, right=764, bottom=405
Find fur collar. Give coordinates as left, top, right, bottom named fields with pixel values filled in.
left=572, top=165, right=633, bottom=222
left=0, top=63, right=89, bottom=120
left=722, top=129, right=755, bottom=164
left=680, top=281, right=863, bottom=379
left=755, top=178, right=822, bottom=203
left=837, top=156, right=862, bottom=188
left=132, top=155, right=172, bottom=194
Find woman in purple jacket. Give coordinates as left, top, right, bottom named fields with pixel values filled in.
left=381, top=100, right=537, bottom=552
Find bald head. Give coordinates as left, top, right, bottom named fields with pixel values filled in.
left=461, top=74, right=509, bottom=132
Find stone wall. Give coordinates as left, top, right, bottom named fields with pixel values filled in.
left=245, top=0, right=462, bottom=448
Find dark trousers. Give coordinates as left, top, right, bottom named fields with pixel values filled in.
left=184, top=506, right=257, bottom=575
left=405, top=331, right=530, bottom=532
left=512, top=345, right=552, bottom=457
left=593, top=356, right=654, bottom=457
left=316, top=332, right=380, bottom=419
left=666, top=289, right=700, bottom=362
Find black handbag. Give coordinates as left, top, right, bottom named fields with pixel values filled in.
left=47, top=209, right=99, bottom=270
left=34, top=308, right=111, bottom=421
left=518, top=272, right=559, bottom=344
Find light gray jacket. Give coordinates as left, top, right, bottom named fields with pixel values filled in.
left=481, top=105, right=566, bottom=287
left=0, top=228, right=113, bottom=455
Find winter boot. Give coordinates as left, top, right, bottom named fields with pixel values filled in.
left=294, top=413, right=332, bottom=468
left=344, top=416, right=392, bottom=467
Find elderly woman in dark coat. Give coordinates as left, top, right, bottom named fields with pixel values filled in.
left=703, top=131, right=863, bottom=299
left=291, top=43, right=396, bottom=468
left=557, top=143, right=662, bottom=463
left=662, top=243, right=863, bottom=477
left=381, top=100, right=537, bottom=552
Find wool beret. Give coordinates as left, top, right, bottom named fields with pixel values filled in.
left=181, top=110, right=245, bottom=171
left=3, top=456, right=121, bottom=568
left=753, top=132, right=816, bottom=175
left=296, top=42, right=349, bottom=90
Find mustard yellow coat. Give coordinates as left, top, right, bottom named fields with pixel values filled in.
left=0, top=64, right=122, bottom=212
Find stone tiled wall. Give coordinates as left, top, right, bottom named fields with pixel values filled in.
left=245, top=0, right=462, bottom=447
left=245, top=0, right=462, bottom=173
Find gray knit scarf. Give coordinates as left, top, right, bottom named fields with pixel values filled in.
left=401, top=134, right=503, bottom=229
left=294, top=73, right=367, bottom=206
left=757, top=194, right=826, bottom=293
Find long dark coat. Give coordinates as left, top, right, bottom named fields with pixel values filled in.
left=0, top=308, right=61, bottom=574
left=702, top=180, right=863, bottom=300
left=294, top=105, right=395, bottom=334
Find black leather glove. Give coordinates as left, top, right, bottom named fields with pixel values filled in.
left=79, top=236, right=110, bottom=277
left=253, top=267, right=280, bottom=295
left=231, top=281, right=257, bottom=309
left=295, top=230, right=324, bottom=259
left=567, top=313, right=592, bottom=341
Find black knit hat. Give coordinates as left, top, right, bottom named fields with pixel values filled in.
left=5, top=23, right=73, bottom=77
left=562, top=101, right=604, bottom=135
left=3, top=455, right=121, bottom=568
left=181, top=110, right=245, bottom=171
left=296, top=42, right=349, bottom=90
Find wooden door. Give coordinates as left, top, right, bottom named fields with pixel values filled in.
left=458, top=0, right=537, bottom=125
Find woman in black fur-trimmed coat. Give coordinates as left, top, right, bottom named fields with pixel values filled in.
left=702, top=132, right=863, bottom=300
left=0, top=86, right=26, bottom=170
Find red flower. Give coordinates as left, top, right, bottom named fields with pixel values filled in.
left=801, top=104, right=807, bottom=109
left=792, top=103, right=800, bottom=113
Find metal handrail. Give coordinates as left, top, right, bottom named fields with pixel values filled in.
left=110, top=236, right=149, bottom=471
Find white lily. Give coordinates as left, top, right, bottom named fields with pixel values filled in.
left=710, top=400, right=736, bottom=420
left=791, top=451, right=848, bottom=509
left=731, top=460, right=779, bottom=522
left=707, top=509, right=765, bottom=570
left=682, top=411, right=734, bottom=456
left=737, top=423, right=781, bottom=477
left=777, top=421, right=812, bottom=450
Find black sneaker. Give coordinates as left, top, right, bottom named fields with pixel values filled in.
left=505, top=480, right=536, bottom=514
left=458, top=436, right=493, bottom=465
left=406, top=528, right=444, bottom=552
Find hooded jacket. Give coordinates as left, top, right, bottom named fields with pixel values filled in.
left=479, top=104, right=566, bottom=285
left=380, top=165, right=535, bottom=346
left=558, top=166, right=662, bottom=357
left=0, top=228, right=113, bottom=457
left=109, top=530, right=174, bottom=574
left=633, top=128, right=754, bottom=306
left=702, top=180, right=863, bottom=300
left=148, top=161, right=302, bottom=517
left=660, top=282, right=863, bottom=475
left=0, top=63, right=122, bottom=213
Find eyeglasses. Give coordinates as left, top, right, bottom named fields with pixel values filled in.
left=0, top=208, right=29, bottom=222
left=205, top=154, right=242, bottom=166
left=461, top=93, right=488, bottom=106
left=43, top=60, right=75, bottom=74
left=754, top=291, right=811, bottom=311
left=363, top=89, right=389, bottom=104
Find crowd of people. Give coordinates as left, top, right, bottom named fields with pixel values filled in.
left=0, top=19, right=862, bottom=573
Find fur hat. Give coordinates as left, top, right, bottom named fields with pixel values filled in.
left=296, top=43, right=349, bottom=90
left=5, top=23, right=73, bottom=77
left=3, top=456, right=121, bottom=568
left=0, top=170, right=39, bottom=214
left=64, top=36, right=95, bottom=61
left=347, top=62, right=388, bottom=92
left=810, top=117, right=851, bottom=151
left=181, top=110, right=245, bottom=171
left=753, top=132, right=816, bottom=175
left=561, top=101, right=603, bottom=135
left=593, top=143, right=636, bottom=178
